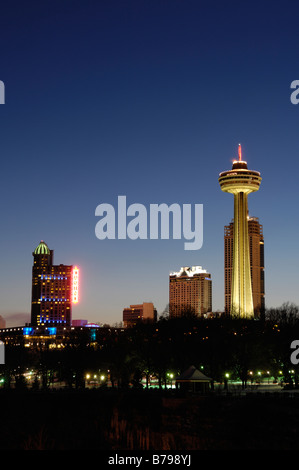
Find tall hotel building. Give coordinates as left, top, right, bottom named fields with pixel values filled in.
left=31, top=241, right=79, bottom=327
left=169, top=266, right=212, bottom=318
left=224, top=217, right=265, bottom=318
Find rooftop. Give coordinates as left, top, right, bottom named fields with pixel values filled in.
left=33, top=240, right=50, bottom=255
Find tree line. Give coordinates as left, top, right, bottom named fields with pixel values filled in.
left=1, top=302, right=299, bottom=390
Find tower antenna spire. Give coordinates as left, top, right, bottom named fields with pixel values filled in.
left=238, top=143, right=242, bottom=161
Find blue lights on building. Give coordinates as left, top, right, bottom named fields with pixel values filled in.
left=23, top=326, right=57, bottom=336
left=23, top=327, right=33, bottom=336
left=90, top=328, right=97, bottom=341
left=41, top=275, right=68, bottom=280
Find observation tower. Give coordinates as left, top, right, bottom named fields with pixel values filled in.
left=219, top=144, right=262, bottom=318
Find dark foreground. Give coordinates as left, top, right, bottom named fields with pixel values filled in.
left=1, top=388, right=299, bottom=450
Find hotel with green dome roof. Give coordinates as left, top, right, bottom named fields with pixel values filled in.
left=31, top=241, right=77, bottom=327
left=33, top=240, right=51, bottom=255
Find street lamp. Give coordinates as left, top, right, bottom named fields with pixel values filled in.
left=224, top=373, right=229, bottom=390
left=169, top=373, right=174, bottom=388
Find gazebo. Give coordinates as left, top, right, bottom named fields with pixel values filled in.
left=175, top=365, right=212, bottom=393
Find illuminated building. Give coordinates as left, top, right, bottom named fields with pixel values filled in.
left=123, top=302, right=157, bottom=328
left=0, top=324, right=125, bottom=350
left=224, top=216, right=265, bottom=318
left=169, top=266, right=212, bottom=318
left=31, top=241, right=79, bottom=327
left=219, top=144, right=262, bottom=318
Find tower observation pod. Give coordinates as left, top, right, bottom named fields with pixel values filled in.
left=219, top=144, right=262, bottom=318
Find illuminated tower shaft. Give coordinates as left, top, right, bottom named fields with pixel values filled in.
left=231, top=190, right=252, bottom=317
left=219, top=145, right=262, bottom=318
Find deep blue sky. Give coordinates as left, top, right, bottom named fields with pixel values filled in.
left=1, top=0, right=299, bottom=326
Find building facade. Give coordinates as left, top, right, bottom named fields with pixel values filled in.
left=123, top=302, right=157, bottom=328
left=224, top=217, right=265, bottom=318
left=169, top=266, right=212, bottom=318
left=0, top=316, right=6, bottom=329
left=31, top=241, right=76, bottom=327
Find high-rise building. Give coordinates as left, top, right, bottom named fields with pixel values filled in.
left=31, top=241, right=79, bottom=327
left=123, top=302, right=157, bottom=328
left=219, top=144, right=262, bottom=318
left=225, top=217, right=265, bottom=318
left=169, top=266, right=212, bottom=318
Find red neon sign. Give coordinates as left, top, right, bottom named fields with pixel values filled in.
left=72, top=266, right=79, bottom=303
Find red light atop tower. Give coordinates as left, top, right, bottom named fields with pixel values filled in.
left=72, top=266, right=79, bottom=304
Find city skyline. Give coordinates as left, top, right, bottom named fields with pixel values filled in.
left=1, top=1, right=299, bottom=326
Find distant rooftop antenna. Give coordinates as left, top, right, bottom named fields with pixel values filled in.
left=238, top=143, right=242, bottom=161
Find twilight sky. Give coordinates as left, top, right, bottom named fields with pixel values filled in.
left=1, top=0, right=299, bottom=326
